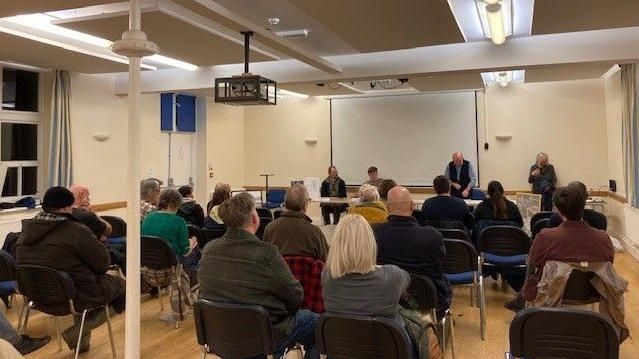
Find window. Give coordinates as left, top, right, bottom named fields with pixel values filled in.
left=2, top=68, right=39, bottom=112
left=1, top=123, right=37, bottom=161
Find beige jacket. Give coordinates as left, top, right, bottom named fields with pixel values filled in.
left=533, top=260, right=629, bottom=341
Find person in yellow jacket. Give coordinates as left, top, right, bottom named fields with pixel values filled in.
left=348, top=184, right=389, bottom=225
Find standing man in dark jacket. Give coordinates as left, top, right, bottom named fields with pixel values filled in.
left=444, top=152, right=476, bottom=198
left=528, top=152, right=557, bottom=211
left=197, top=192, right=319, bottom=359
left=374, top=186, right=452, bottom=319
left=15, top=187, right=125, bottom=353
left=320, top=166, right=347, bottom=225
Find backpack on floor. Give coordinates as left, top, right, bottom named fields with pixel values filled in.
left=399, top=307, right=442, bottom=359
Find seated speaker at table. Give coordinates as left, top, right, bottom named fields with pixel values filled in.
left=444, top=151, right=476, bottom=199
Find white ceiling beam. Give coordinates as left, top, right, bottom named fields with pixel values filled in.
left=49, top=1, right=158, bottom=24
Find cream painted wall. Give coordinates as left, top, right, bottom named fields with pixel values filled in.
left=243, top=97, right=331, bottom=187
left=604, top=70, right=625, bottom=194
left=479, top=79, right=609, bottom=191
left=206, top=98, right=245, bottom=190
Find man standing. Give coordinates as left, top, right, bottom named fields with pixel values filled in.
left=444, top=152, right=476, bottom=198
left=197, top=193, right=319, bottom=358
left=320, top=166, right=347, bottom=225
left=421, top=176, right=474, bottom=229
left=364, top=166, right=384, bottom=189
left=528, top=152, right=557, bottom=211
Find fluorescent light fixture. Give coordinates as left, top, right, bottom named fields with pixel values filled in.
left=448, top=0, right=530, bottom=42
left=279, top=89, right=309, bottom=98
left=480, top=69, right=525, bottom=87
left=146, top=55, right=198, bottom=71
left=6, top=14, right=112, bottom=47
left=274, top=29, right=309, bottom=39
left=485, top=3, right=506, bottom=44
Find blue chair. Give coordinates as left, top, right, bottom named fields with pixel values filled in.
left=0, top=250, right=16, bottom=309
left=265, top=189, right=286, bottom=209
left=470, top=189, right=487, bottom=200
left=478, top=226, right=531, bottom=293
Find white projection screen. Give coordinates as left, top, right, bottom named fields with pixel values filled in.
left=331, top=92, right=479, bottom=186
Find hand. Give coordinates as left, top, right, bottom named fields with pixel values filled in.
left=452, top=182, right=462, bottom=190
left=189, top=237, right=198, bottom=250
left=462, top=189, right=470, bottom=198
left=531, top=169, right=540, bottom=176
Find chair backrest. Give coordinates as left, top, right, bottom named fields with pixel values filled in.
left=411, top=209, right=425, bottom=226
left=470, top=189, right=487, bottom=200
left=0, top=250, right=16, bottom=281
left=562, top=269, right=600, bottom=305
left=256, top=217, right=272, bottom=240
left=443, top=239, right=478, bottom=274
left=283, top=255, right=325, bottom=313
left=478, top=226, right=531, bottom=256
left=141, top=236, right=178, bottom=270
left=424, top=220, right=466, bottom=232
left=194, top=299, right=275, bottom=358
left=16, top=265, right=76, bottom=313
left=406, top=273, right=437, bottom=312
left=266, top=189, right=286, bottom=204
left=529, top=211, right=555, bottom=229
left=437, top=228, right=470, bottom=242
left=101, top=215, right=127, bottom=238
left=531, top=218, right=550, bottom=239
left=316, top=313, right=412, bottom=359
left=273, top=209, right=283, bottom=220
left=256, top=207, right=273, bottom=220
left=509, top=307, right=619, bottom=359
left=201, top=227, right=226, bottom=248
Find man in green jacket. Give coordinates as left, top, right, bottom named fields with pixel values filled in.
left=197, top=192, right=319, bottom=359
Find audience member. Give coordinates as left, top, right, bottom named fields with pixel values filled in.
left=375, top=186, right=452, bottom=318
left=528, top=152, right=557, bottom=211
left=547, top=181, right=607, bottom=230
left=444, top=152, right=477, bottom=198
left=473, top=181, right=524, bottom=227
left=141, top=188, right=199, bottom=272
left=140, top=178, right=161, bottom=221
left=320, top=166, right=347, bottom=225
left=264, top=184, right=329, bottom=261
left=378, top=178, right=398, bottom=202
left=198, top=193, right=319, bottom=358
left=204, top=182, right=231, bottom=230
left=421, top=175, right=474, bottom=229
left=69, top=184, right=112, bottom=241
left=177, top=185, right=205, bottom=228
left=348, top=184, right=388, bottom=225
left=364, top=166, right=384, bottom=189
left=0, top=311, right=49, bottom=355
left=16, top=187, right=125, bottom=353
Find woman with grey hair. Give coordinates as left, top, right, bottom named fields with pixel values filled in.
left=347, top=184, right=389, bottom=224
left=528, top=152, right=557, bottom=211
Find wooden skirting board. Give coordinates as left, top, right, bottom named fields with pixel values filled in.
left=91, top=201, right=127, bottom=212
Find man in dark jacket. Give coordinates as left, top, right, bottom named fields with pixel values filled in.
left=528, top=152, right=557, bottom=211
left=16, top=187, right=125, bottom=353
left=374, top=186, right=452, bottom=319
left=320, top=166, right=347, bottom=224
left=197, top=192, right=319, bottom=359
left=444, top=152, right=476, bottom=198
left=177, top=185, right=205, bottom=227
left=421, top=175, right=474, bottom=229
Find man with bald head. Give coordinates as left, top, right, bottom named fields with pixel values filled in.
left=68, top=184, right=112, bottom=241
left=444, top=151, right=477, bottom=198
left=264, top=184, right=329, bottom=261
left=373, top=186, right=452, bottom=318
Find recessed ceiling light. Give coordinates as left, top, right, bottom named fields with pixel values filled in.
left=267, top=17, right=280, bottom=25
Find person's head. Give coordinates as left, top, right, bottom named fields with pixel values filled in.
left=567, top=181, right=589, bottom=199
left=386, top=186, right=413, bottom=217
left=326, top=214, right=377, bottom=279
left=452, top=152, right=464, bottom=167
left=211, top=183, right=231, bottom=206
left=433, top=175, right=451, bottom=195
left=378, top=179, right=398, bottom=201
left=218, top=192, right=260, bottom=233
left=367, top=166, right=378, bottom=181
left=328, top=166, right=338, bottom=178
left=358, top=184, right=380, bottom=203
left=536, top=152, right=549, bottom=167
left=178, top=185, right=194, bottom=199
left=141, top=178, right=161, bottom=205
left=487, top=180, right=507, bottom=220
left=42, top=186, right=75, bottom=214
left=284, top=184, right=310, bottom=213
left=553, top=185, right=586, bottom=221
left=69, top=184, right=91, bottom=208
left=157, top=188, right=183, bottom=213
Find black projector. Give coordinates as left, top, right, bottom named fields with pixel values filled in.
left=214, top=74, right=277, bottom=106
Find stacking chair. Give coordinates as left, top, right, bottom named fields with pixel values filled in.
left=530, top=218, right=550, bottom=239
left=562, top=270, right=601, bottom=306
left=101, top=215, right=127, bottom=245
left=506, top=307, right=619, bottom=359
left=411, top=209, right=425, bottom=226
left=478, top=226, right=531, bottom=273
left=265, top=189, right=286, bottom=209
left=423, top=220, right=466, bottom=232
left=443, top=239, right=485, bottom=340
left=256, top=207, right=273, bottom=220
left=0, top=250, right=17, bottom=309
left=316, top=312, right=412, bottom=359
left=141, top=236, right=178, bottom=312
left=201, top=227, right=226, bottom=248
left=407, top=274, right=455, bottom=358
left=16, top=265, right=117, bottom=359
left=256, top=216, right=273, bottom=240
left=438, top=229, right=471, bottom=243
left=529, top=211, right=554, bottom=230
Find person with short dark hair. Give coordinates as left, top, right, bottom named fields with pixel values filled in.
left=421, top=176, right=474, bottom=229
left=264, top=184, right=329, bottom=261
left=546, top=181, right=607, bottom=230
left=320, top=166, right=347, bottom=225
left=528, top=152, right=557, bottom=211
left=378, top=179, right=398, bottom=202
left=364, top=166, right=384, bottom=189
left=198, top=192, right=320, bottom=358
left=176, top=185, right=205, bottom=227
left=16, top=187, right=126, bottom=353
left=444, top=152, right=477, bottom=198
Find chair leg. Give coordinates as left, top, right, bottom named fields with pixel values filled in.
left=54, top=317, right=63, bottom=351
left=21, top=302, right=33, bottom=335
left=448, top=312, right=456, bottom=359
left=75, top=310, right=88, bottom=359
left=158, top=286, right=164, bottom=310
left=105, top=306, right=117, bottom=358
left=201, top=346, right=207, bottom=359
left=16, top=298, right=26, bottom=333
left=478, top=276, right=486, bottom=340
left=440, top=316, right=447, bottom=358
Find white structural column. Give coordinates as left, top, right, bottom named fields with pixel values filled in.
left=111, top=0, right=159, bottom=357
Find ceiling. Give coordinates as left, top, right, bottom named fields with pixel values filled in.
left=523, top=61, right=616, bottom=83
left=0, top=0, right=114, bottom=18
left=532, top=0, right=639, bottom=35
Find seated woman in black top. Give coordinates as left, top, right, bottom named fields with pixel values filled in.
left=473, top=181, right=524, bottom=227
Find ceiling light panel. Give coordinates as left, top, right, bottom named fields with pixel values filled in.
left=447, top=0, right=533, bottom=42
left=476, top=0, right=512, bottom=39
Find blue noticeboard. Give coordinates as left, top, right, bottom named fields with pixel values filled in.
left=176, top=94, right=196, bottom=132
left=160, top=93, right=174, bottom=131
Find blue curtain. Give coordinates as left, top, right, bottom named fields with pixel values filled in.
left=48, top=69, right=73, bottom=188
left=620, top=64, right=639, bottom=208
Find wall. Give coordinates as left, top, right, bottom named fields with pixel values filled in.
left=206, top=98, right=245, bottom=190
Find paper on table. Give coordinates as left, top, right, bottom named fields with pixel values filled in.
left=304, top=177, right=321, bottom=199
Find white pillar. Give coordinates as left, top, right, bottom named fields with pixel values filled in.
left=111, top=0, right=158, bottom=357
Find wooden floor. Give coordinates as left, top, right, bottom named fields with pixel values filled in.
left=7, top=252, right=639, bottom=359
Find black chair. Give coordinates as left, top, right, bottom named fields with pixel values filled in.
left=529, top=211, right=554, bottom=230
left=562, top=269, right=601, bottom=306
left=478, top=226, right=531, bottom=269
left=530, top=218, right=550, bottom=239
left=316, top=312, right=412, bottom=359
left=256, top=207, right=273, bottom=220
left=16, top=265, right=116, bottom=359
left=201, top=227, right=226, bottom=248
left=101, top=215, right=127, bottom=238
left=506, top=307, right=619, bottom=359
left=273, top=209, right=283, bottom=220
left=411, top=209, right=425, bottom=226
left=423, top=220, right=466, bottom=232
left=256, top=217, right=272, bottom=240
left=141, top=236, right=178, bottom=312
left=438, top=229, right=471, bottom=243
left=407, top=274, right=455, bottom=358
left=443, top=239, right=485, bottom=340
left=195, top=299, right=276, bottom=358
left=0, top=250, right=17, bottom=309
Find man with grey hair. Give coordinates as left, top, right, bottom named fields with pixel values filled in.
left=264, top=184, right=329, bottom=261
left=197, top=192, right=320, bottom=359
left=444, top=151, right=477, bottom=198
left=528, top=152, right=557, bottom=211
left=140, top=178, right=161, bottom=221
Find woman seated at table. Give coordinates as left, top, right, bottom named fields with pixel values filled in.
left=142, top=188, right=199, bottom=271
left=348, top=184, right=389, bottom=225
left=204, top=182, right=231, bottom=230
